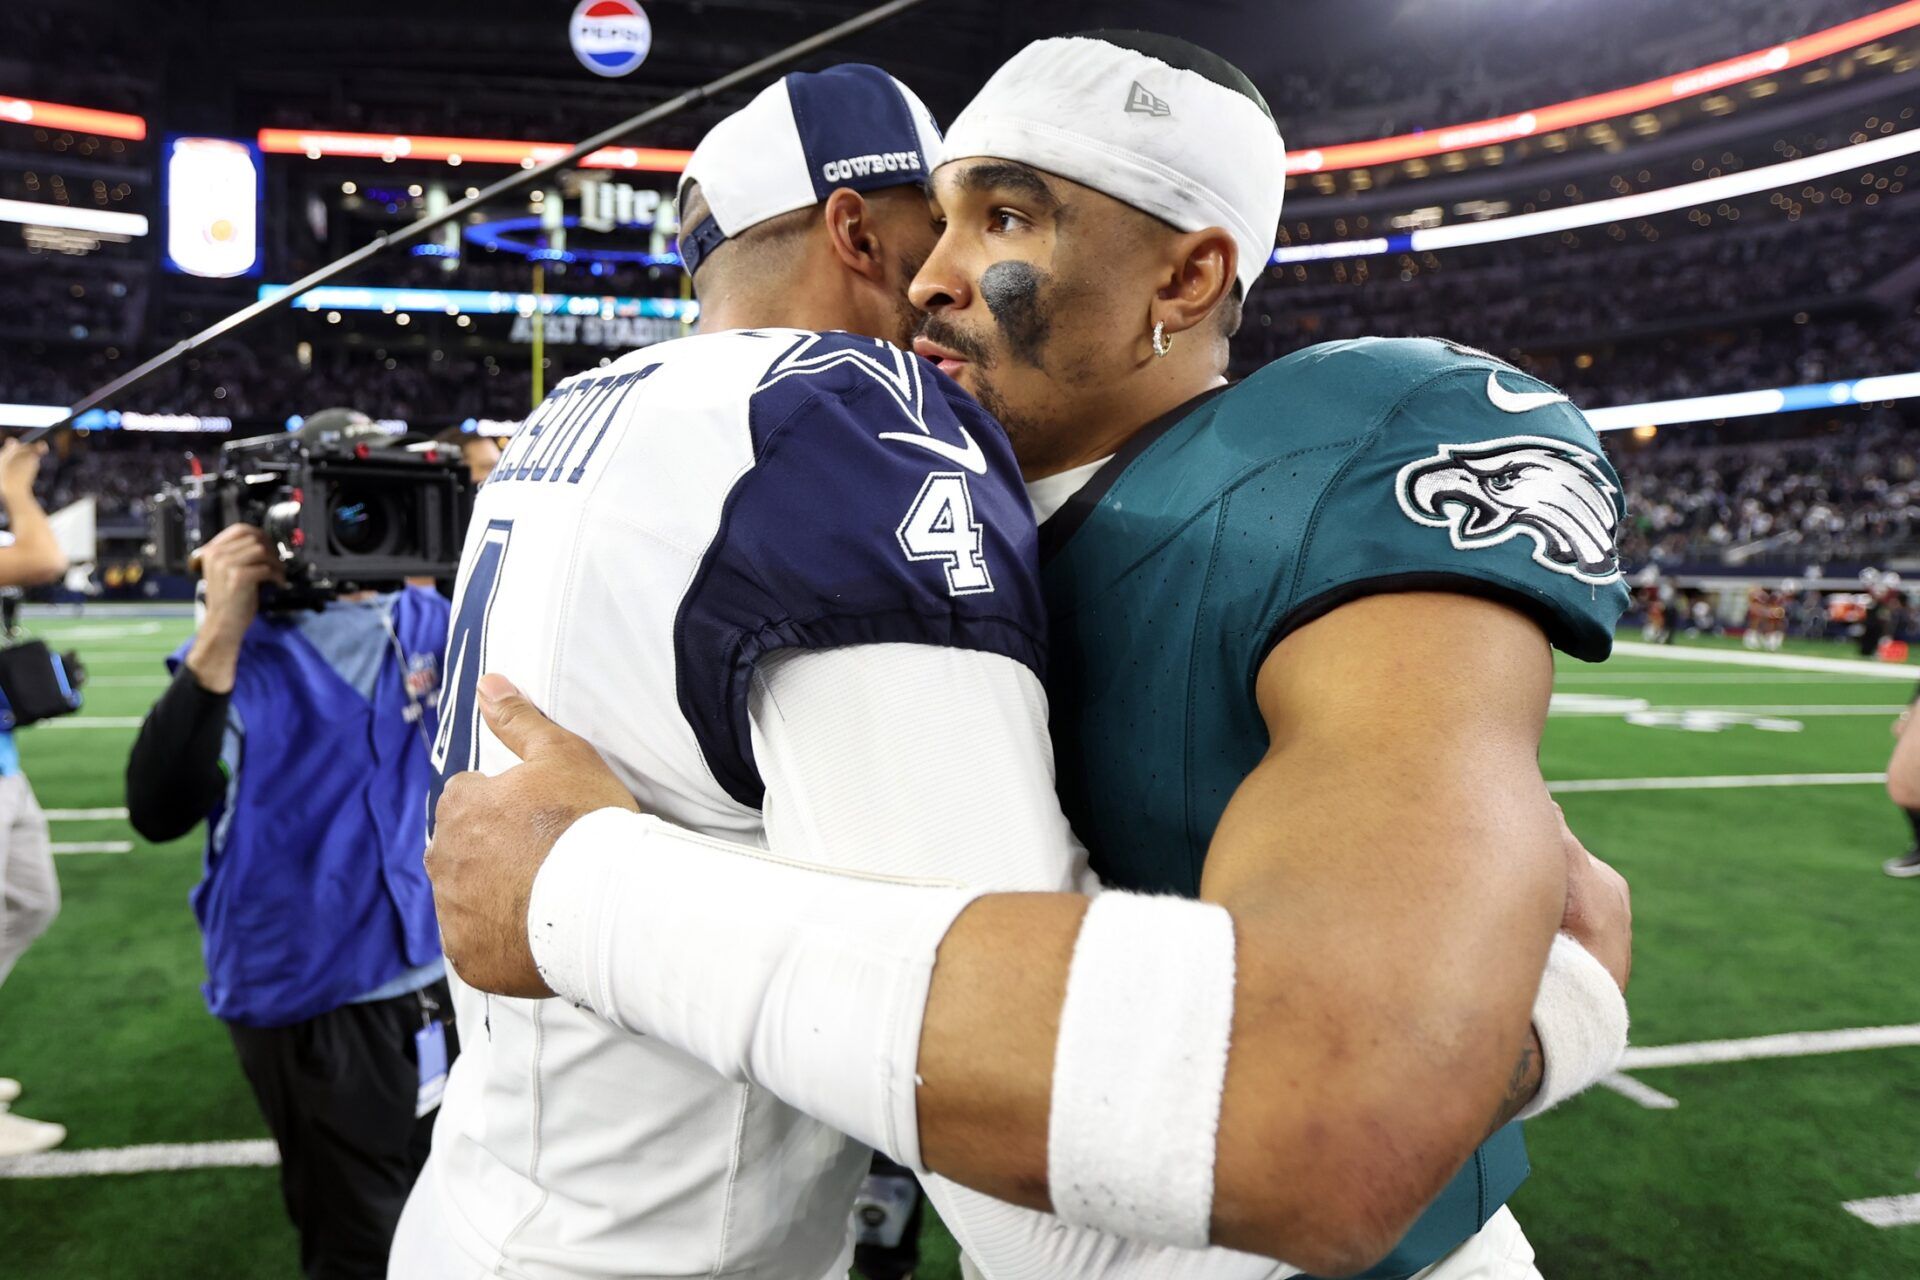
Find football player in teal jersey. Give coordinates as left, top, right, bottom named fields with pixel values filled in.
left=425, top=31, right=1635, bottom=1280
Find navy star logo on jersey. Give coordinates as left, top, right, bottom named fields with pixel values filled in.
left=1396, top=435, right=1623, bottom=585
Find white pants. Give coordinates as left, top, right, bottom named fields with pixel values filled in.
left=1412, top=1209, right=1542, bottom=1280
left=956, top=1205, right=1539, bottom=1280
left=389, top=1171, right=856, bottom=1280
left=0, top=772, right=56, bottom=991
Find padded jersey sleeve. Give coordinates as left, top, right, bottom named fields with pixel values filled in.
left=676, top=335, right=1047, bottom=807
left=1267, top=356, right=1631, bottom=663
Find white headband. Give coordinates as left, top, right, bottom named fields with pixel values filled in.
left=943, top=36, right=1285, bottom=296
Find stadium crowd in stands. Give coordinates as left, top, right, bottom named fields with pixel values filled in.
left=1244, top=205, right=1919, bottom=380
left=1272, top=0, right=1882, bottom=146
left=0, top=262, right=146, bottom=346
left=1614, top=414, right=1920, bottom=567
left=32, top=442, right=177, bottom=521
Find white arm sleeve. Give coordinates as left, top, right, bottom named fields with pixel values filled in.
left=746, top=643, right=1088, bottom=894
left=1517, top=933, right=1630, bottom=1118
left=748, top=644, right=1292, bottom=1280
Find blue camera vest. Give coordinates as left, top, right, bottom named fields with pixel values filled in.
left=165, top=588, right=449, bottom=1028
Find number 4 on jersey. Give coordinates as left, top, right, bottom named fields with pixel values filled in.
left=428, top=519, right=512, bottom=834
left=897, top=471, right=994, bottom=596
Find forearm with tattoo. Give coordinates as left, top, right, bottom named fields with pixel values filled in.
left=1487, top=1030, right=1543, bottom=1135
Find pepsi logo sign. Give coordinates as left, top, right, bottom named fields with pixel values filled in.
left=571, top=0, right=652, bottom=78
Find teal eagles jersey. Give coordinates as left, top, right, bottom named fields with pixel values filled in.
left=1040, top=337, right=1629, bottom=1279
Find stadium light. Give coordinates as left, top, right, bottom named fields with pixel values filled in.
left=0, top=198, right=149, bottom=237
left=1273, top=128, right=1920, bottom=264
left=1287, top=1, right=1920, bottom=175
left=0, top=94, right=146, bottom=140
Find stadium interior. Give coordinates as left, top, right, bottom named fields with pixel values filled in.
left=1, top=1, right=1919, bottom=1277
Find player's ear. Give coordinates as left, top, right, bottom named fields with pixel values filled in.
left=823, top=187, right=887, bottom=285
left=1153, top=228, right=1236, bottom=339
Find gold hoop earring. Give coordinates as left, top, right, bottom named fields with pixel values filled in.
left=1152, top=321, right=1173, bottom=358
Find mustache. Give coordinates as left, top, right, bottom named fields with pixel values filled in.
left=914, top=314, right=995, bottom=368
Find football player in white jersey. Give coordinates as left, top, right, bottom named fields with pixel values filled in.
left=388, top=65, right=1089, bottom=1280
left=420, top=33, right=1637, bottom=1280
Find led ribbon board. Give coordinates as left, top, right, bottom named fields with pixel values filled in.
left=13, top=369, right=1918, bottom=436
left=0, top=95, right=146, bottom=140
left=1273, top=128, right=1920, bottom=264
left=258, top=128, right=690, bottom=173
left=258, top=284, right=698, bottom=321
left=1586, top=372, right=1920, bottom=431
left=0, top=405, right=230, bottom=431
left=0, top=198, right=147, bottom=237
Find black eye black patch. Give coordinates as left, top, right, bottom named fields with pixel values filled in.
left=980, top=260, right=1052, bottom=369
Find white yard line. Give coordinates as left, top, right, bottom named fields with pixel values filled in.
left=39, top=717, right=143, bottom=729
left=0, top=1139, right=278, bottom=1179
left=1556, top=673, right=1891, bottom=685
left=51, top=841, right=134, bottom=855
left=1843, top=1193, right=1920, bottom=1229
left=7, top=1021, right=1915, bottom=1179
left=1679, top=705, right=1906, bottom=715
left=62, top=654, right=168, bottom=664
left=1611, top=642, right=1920, bottom=681
left=25, top=623, right=165, bottom=640
left=44, top=807, right=129, bottom=820
left=1598, top=1074, right=1680, bottom=1110
left=1602, top=1023, right=1920, bottom=1110
left=1621, top=1024, right=1920, bottom=1070
left=1549, top=772, right=1886, bottom=794
left=1550, top=704, right=1904, bottom=717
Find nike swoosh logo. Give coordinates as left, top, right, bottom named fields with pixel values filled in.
left=878, top=427, right=989, bottom=475
left=1486, top=373, right=1571, bottom=414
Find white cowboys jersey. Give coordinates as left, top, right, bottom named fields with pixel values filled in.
left=407, top=329, right=1044, bottom=1280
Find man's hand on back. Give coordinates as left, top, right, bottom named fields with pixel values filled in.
left=426, top=675, right=639, bottom=999
left=1555, top=804, right=1632, bottom=993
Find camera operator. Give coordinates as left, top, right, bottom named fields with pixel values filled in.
left=0, top=437, right=72, bottom=1159
left=124, top=418, right=455, bottom=1279
left=430, top=427, right=502, bottom=487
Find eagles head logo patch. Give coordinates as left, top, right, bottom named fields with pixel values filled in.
left=1396, top=435, right=1623, bottom=585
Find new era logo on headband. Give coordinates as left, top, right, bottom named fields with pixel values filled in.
left=1124, top=81, right=1171, bottom=117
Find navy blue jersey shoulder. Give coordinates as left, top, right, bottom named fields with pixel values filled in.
left=677, top=332, right=1046, bottom=808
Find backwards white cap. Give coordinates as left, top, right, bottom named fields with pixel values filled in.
left=677, top=64, right=943, bottom=276
left=943, top=34, right=1285, bottom=295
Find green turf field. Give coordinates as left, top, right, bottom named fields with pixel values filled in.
left=1, top=610, right=1917, bottom=1278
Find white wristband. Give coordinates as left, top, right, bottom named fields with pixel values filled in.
left=1517, top=933, right=1630, bottom=1119
left=1048, top=893, right=1236, bottom=1250
left=528, top=807, right=980, bottom=1168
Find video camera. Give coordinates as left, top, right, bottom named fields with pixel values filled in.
left=0, top=597, right=84, bottom=728
left=148, top=409, right=474, bottom=609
